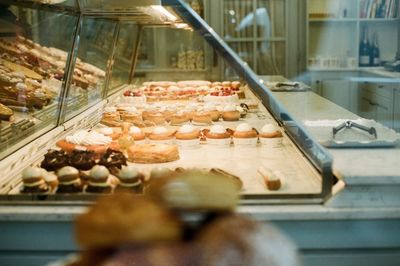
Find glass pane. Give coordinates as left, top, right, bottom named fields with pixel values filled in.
left=227, top=41, right=255, bottom=69
left=223, top=0, right=255, bottom=39
left=257, top=0, right=286, bottom=38
left=0, top=6, right=77, bottom=159
left=64, top=18, right=116, bottom=121
left=257, top=41, right=285, bottom=75
left=109, top=23, right=139, bottom=93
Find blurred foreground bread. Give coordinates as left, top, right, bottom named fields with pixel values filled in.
left=145, top=169, right=240, bottom=210
left=75, top=194, right=182, bottom=249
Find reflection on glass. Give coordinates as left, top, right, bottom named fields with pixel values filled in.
left=0, top=6, right=77, bottom=159
left=257, top=41, right=285, bottom=75
left=64, top=18, right=116, bottom=121
left=109, top=23, right=139, bottom=92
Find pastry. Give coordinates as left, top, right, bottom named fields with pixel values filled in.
left=102, top=106, right=120, bottom=121
left=192, top=110, right=212, bottom=125
left=175, top=124, right=200, bottom=148
left=205, top=125, right=231, bottom=146
left=43, top=171, right=58, bottom=191
left=96, top=127, right=121, bottom=140
left=56, top=130, right=118, bottom=155
left=68, top=150, right=96, bottom=171
left=115, top=165, right=144, bottom=193
left=120, top=107, right=143, bottom=125
left=40, top=149, right=69, bottom=171
left=0, top=103, right=14, bottom=121
left=20, top=167, right=49, bottom=194
left=127, top=144, right=179, bottom=164
left=128, top=126, right=146, bottom=143
left=221, top=105, right=240, bottom=121
left=259, top=124, right=283, bottom=148
left=145, top=168, right=240, bottom=210
left=170, top=110, right=190, bottom=125
left=203, top=103, right=220, bottom=121
left=148, top=126, right=175, bottom=145
left=98, top=149, right=127, bottom=176
left=85, top=165, right=112, bottom=194
left=233, top=123, right=258, bottom=147
left=56, top=166, right=83, bottom=193
left=75, top=194, right=183, bottom=248
left=258, top=166, right=283, bottom=191
left=145, top=112, right=165, bottom=125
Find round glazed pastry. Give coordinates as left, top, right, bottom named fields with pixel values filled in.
left=233, top=123, right=258, bottom=147
left=40, top=149, right=69, bottom=172
left=170, top=110, right=190, bottom=126
left=98, top=149, right=127, bottom=176
left=86, top=165, right=112, bottom=194
left=21, top=167, right=49, bottom=194
left=175, top=124, right=200, bottom=148
left=205, top=125, right=231, bottom=147
left=148, top=126, right=175, bottom=145
left=68, top=150, right=96, bottom=171
left=115, top=165, right=144, bottom=193
left=221, top=105, right=240, bottom=121
left=128, top=126, right=146, bottom=143
left=56, top=166, right=83, bottom=193
left=259, top=124, right=283, bottom=148
left=203, top=103, right=220, bottom=121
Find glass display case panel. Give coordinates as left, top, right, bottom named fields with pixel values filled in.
left=63, top=18, right=116, bottom=122
left=0, top=5, right=77, bottom=159
left=257, top=0, right=286, bottom=39
left=257, top=41, right=286, bottom=75
left=109, top=23, right=140, bottom=93
left=223, top=0, right=255, bottom=39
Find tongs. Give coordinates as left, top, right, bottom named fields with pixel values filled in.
left=332, top=120, right=377, bottom=139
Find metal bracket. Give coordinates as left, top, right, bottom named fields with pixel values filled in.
left=332, top=120, right=377, bottom=139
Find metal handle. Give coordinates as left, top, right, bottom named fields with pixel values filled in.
left=332, top=120, right=377, bottom=139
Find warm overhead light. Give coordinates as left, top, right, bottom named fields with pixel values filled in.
left=151, top=5, right=178, bottom=21
left=174, top=23, right=191, bottom=29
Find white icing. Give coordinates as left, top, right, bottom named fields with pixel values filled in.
left=129, top=126, right=142, bottom=134
left=66, top=130, right=112, bottom=145
left=210, top=125, right=226, bottom=134
left=178, top=124, right=195, bottom=134
left=118, top=165, right=140, bottom=179
left=223, top=105, right=237, bottom=112
left=57, top=166, right=79, bottom=177
left=43, top=171, right=57, bottom=182
left=90, top=165, right=109, bottom=179
left=22, top=167, right=43, bottom=179
left=236, top=123, right=252, bottom=132
left=203, top=104, right=217, bottom=112
left=104, top=106, right=117, bottom=113
left=97, top=127, right=114, bottom=135
left=261, top=124, right=278, bottom=134
left=152, top=126, right=168, bottom=135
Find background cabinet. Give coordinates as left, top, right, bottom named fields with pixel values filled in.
left=394, top=88, right=400, bottom=131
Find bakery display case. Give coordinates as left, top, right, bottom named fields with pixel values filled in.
left=0, top=0, right=334, bottom=205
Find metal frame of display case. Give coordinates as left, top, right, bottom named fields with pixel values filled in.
left=0, top=0, right=334, bottom=204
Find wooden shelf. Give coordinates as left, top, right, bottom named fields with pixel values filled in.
left=308, top=18, right=358, bottom=22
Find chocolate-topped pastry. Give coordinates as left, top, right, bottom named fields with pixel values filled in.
left=40, top=149, right=69, bottom=172
left=56, top=166, right=83, bottom=193
left=98, top=149, right=127, bottom=176
left=86, top=165, right=112, bottom=194
left=69, top=150, right=96, bottom=171
left=115, top=165, right=144, bottom=194
left=21, top=167, right=49, bottom=194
